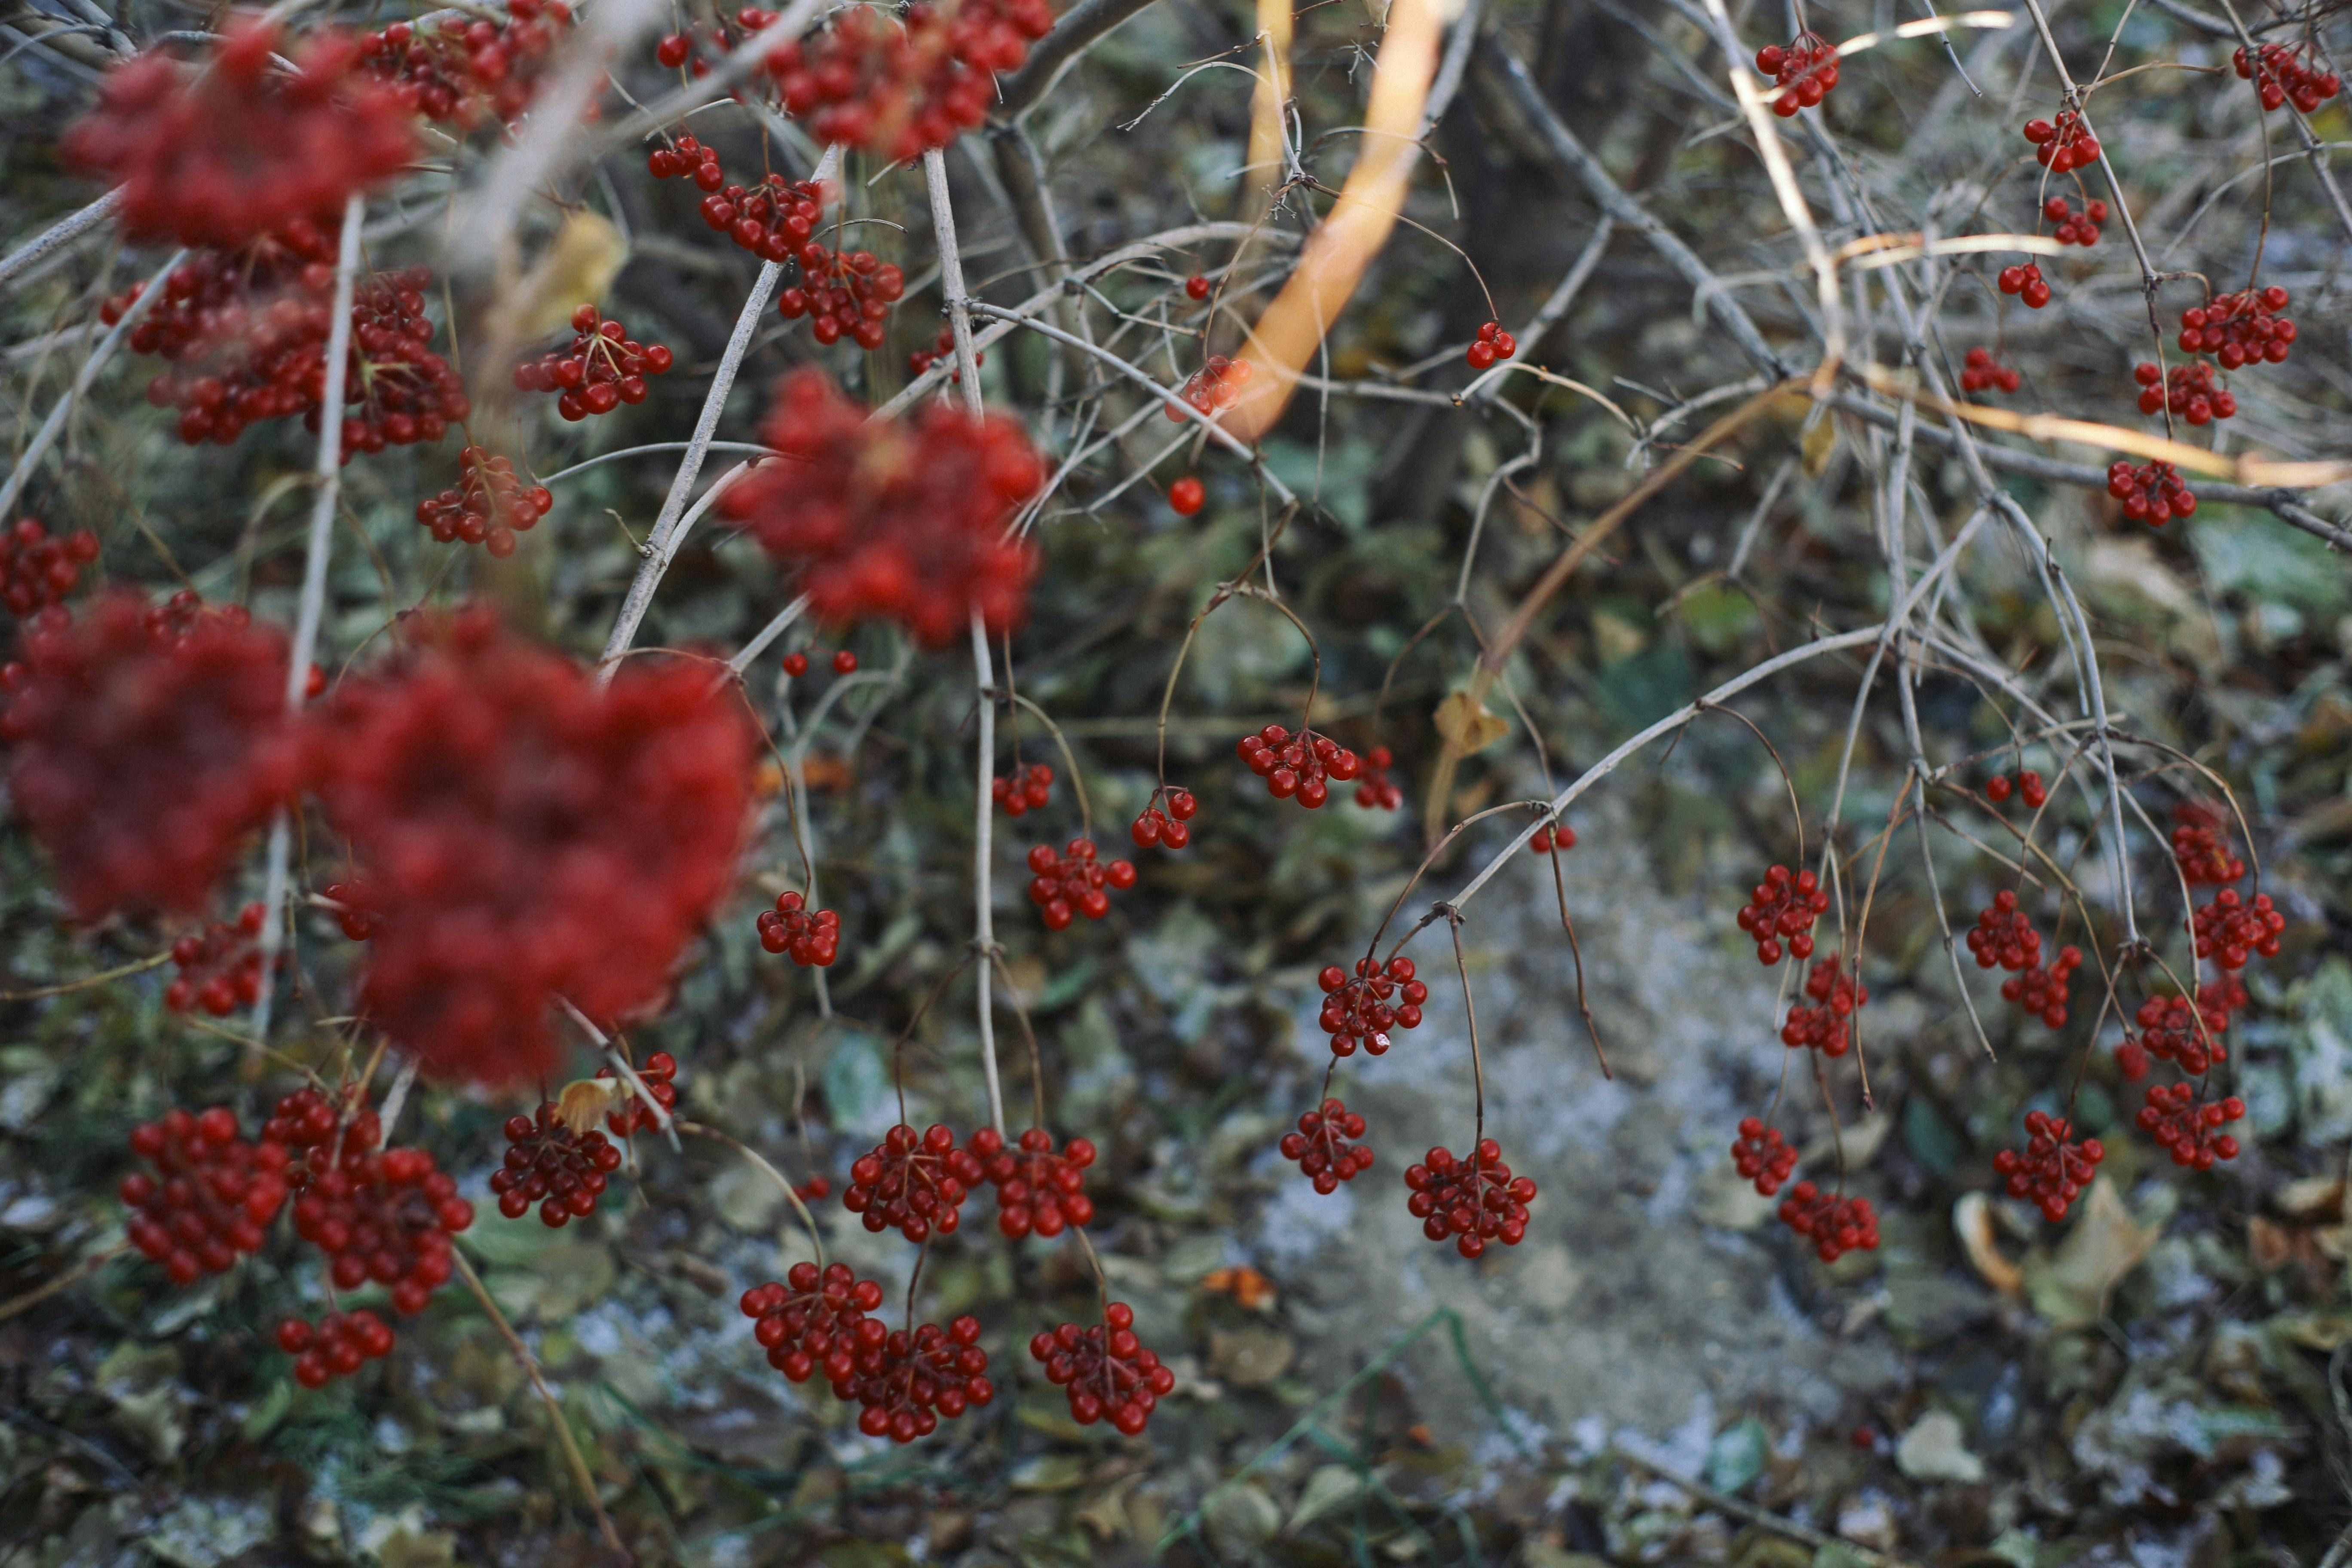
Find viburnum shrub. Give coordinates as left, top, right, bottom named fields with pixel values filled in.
left=1, top=591, right=297, bottom=919
left=491, top=1102, right=625, bottom=1225
left=1994, top=1111, right=2104, bottom=1221
left=1465, top=320, right=1517, bottom=369
left=906, top=327, right=983, bottom=380
left=2182, top=288, right=2296, bottom=368
left=1130, top=787, right=1197, bottom=848
left=2042, top=195, right=2107, bottom=246
left=1997, top=260, right=2053, bottom=309
left=658, top=149, right=909, bottom=349
left=847, top=1317, right=993, bottom=1442
left=1167, top=476, right=1206, bottom=516
left=761, top=0, right=1056, bottom=162
left=1782, top=954, right=1865, bottom=1056
left=598, top=1051, right=680, bottom=1137
left=1986, top=769, right=2048, bottom=808
left=276, top=1310, right=396, bottom=1389
left=1032, top=1303, right=1175, bottom=1435
left=2001, top=943, right=2083, bottom=1029
left=1528, top=821, right=1575, bottom=854
left=2136, top=360, right=2236, bottom=425
left=1730, top=1119, right=1797, bottom=1197
left=305, top=607, right=753, bottom=1084
left=1171, top=355, right=1253, bottom=419
left=1776, top=1181, right=1879, bottom=1262
left=2138, top=1084, right=2246, bottom=1170
left=0, top=518, right=98, bottom=617
left=512, top=305, right=674, bottom=421
left=718, top=369, right=1041, bottom=645
left=280, top=1096, right=472, bottom=1315
left=2234, top=40, right=2341, bottom=112
left=740, top=1263, right=888, bottom=1385
left=2192, top=888, right=2285, bottom=969
left=2022, top=107, right=2101, bottom=171
left=1959, top=346, right=2021, bottom=395
left=62, top=16, right=417, bottom=248
left=2172, top=802, right=2246, bottom=885
left=994, top=761, right=1055, bottom=817
left=1353, top=746, right=1403, bottom=810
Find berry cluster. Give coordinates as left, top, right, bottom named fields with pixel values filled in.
left=277, top=1310, right=396, bottom=1387
left=261, top=1085, right=352, bottom=1154
left=906, top=327, right=984, bottom=381
left=1528, top=821, right=1576, bottom=854
left=415, top=447, right=552, bottom=557
left=1730, top=1118, right=1797, bottom=1197
left=1997, top=261, right=2052, bottom=310
left=2107, top=459, right=2196, bottom=525
left=358, top=0, right=571, bottom=129
left=2191, top=889, right=2284, bottom=970
left=165, top=902, right=270, bottom=1016
left=1958, top=347, right=2020, bottom=396
left=1985, top=769, right=2047, bottom=807
left=490, top=1103, right=624, bottom=1225
left=322, top=880, right=375, bottom=940
left=2128, top=992, right=2230, bottom=1077
left=1966, top=888, right=2041, bottom=973
left=2170, top=803, right=2245, bottom=885
left=1754, top=31, right=1838, bottom=116
left=645, top=132, right=725, bottom=188
left=512, top=304, right=674, bottom=421
left=597, top=1050, right=680, bottom=1137
left=779, top=245, right=906, bottom=350
left=2022, top=107, right=2100, bottom=172
left=1734, top=864, right=1829, bottom=966
left=665, top=152, right=908, bottom=351
left=2042, top=195, right=2106, bottom=246
left=2135, top=360, right=2236, bottom=425
left=1317, top=956, right=1427, bottom=1058
left=1280, top=1099, right=1374, bottom=1194
left=1464, top=321, right=1518, bottom=370
left=0, top=520, right=99, bottom=617
left=848, top=1317, right=993, bottom=1442
left=1032, top=1304, right=1175, bottom=1436
left=1167, top=476, right=1206, bottom=517
left=2000, top=943, right=2082, bottom=1029
left=308, top=609, right=752, bottom=1085
left=763, top=0, right=1055, bottom=162
left=1130, top=787, right=1197, bottom=848
left=1781, top=955, right=1866, bottom=1056
left=1026, top=839, right=1136, bottom=930
left=1993, top=1111, right=2103, bottom=1221
left=62, top=18, right=416, bottom=249
left=994, top=762, right=1054, bottom=817
left=329, top=268, right=472, bottom=458
left=2233, top=41, right=2341, bottom=113
left=779, top=646, right=858, bottom=677
left=121, top=1107, right=290, bottom=1284
left=739, top=1262, right=885, bottom=1385
left=1776, top=1182, right=1879, bottom=1262
left=1236, top=724, right=1363, bottom=808
left=757, top=889, right=841, bottom=966
left=2137, top=1083, right=2245, bottom=1169
left=719, top=370, right=1041, bottom=645
left=1405, top=1139, right=1537, bottom=1258
left=2, top=592, right=296, bottom=920
left=1354, top=746, right=1403, bottom=811
left=2181, top=288, right=2296, bottom=368
left=843, top=1124, right=986, bottom=1242
left=1170, top=355, right=1253, bottom=420
left=288, top=1136, right=472, bottom=1315
left=968, top=1127, right=1096, bottom=1238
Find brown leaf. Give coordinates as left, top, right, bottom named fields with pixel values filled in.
left=1432, top=689, right=1509, bottom=752
left=1954, top=1192, right=2022, bottom=1297
left=2248, top=1215, right=2295, bottom=1273
left=554, top=1077, right=619, bottom=1136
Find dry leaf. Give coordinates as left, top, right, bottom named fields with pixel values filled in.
left=2024, top=1179, right=2159, bottom=1329
left=1432, top=690, right=1510, bottom=753
left=511, top=209, right=629, bottom=340
left=1954, top=1191, right=2022, bottom=1296
left=2248, top=1215, right=2295, bottom=1272
left=1800, top=409, right=1838, bottom=476
left=2274, top=1176, right=2345, bottom=1219
left=553, top=1076, right=619, bottom=1134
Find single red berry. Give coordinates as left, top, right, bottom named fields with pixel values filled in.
left=1168, top=476, right=1205, bottom=516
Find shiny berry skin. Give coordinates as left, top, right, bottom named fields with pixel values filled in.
left=2234, top=42, right=2340, bottom=114
left=121, top=1106, right=290, bottom=1285
left=1031, top=1302, right=1173, bottom=1435
left=2191, top=889, right=2285, bottom=970
left=1130, top=786, right=1197, bottom=848
left=781, top=650, right=808, bottom=677
left=1528, top=822, right=1576, bottom=854
left=358, top=0, right=571, bottom=130
left=513, top=305, right=674, bottom=422
left=598, top=1050, right=680, bottom=1136
left=2021, top=107, right=2099, bottom=172
left=2137, top=1084, right=2245, bottom=1169
left=277, top=1105, right=472, bottom=1315
left=163, top=902, right=272, bottom=1015
left=2180, top=287, right=2296, bottom=368
left=2169, top=801, right=2245, bottom=885
left=416, top=447, right=551, bottom=557
left=1280, top=1099, right=1373, bottom=1193
left=1776, top=1181, right=1878, bottom=1262
left=1167, top=354, right=1252, bottom=420
left=1730, top=1117, right=1796, bottom=1197
left=967, top=1126, right=1096, bottom=1238
left=2107, top=459, right=2196, bottom=525
left=0, top=518, right=101, bottom=618
left=282, top=1308, right=395, bottom=1387
left=1184, top=275, right=1210, bottom=300
left=995, top=762, right=1055, bottom=818
left=1966, top=889, right=2041, bottom=973
left=1236, top=723, right=1360, bottom=811
left=2000, top=944, right=2082, bottom=1029
left=1781, top=953, right=1866, bottom=1055
left=1353, top=745, right=1402, bottom=810
left=1755, top=30, right=1838, bottom=116
left=1997, top=262, right=2052, bottom=310
left=1167, top=476, right=1205, bottom=516
left=1317, top=954, right=1426, bottom=1058
left=1404, top=1139, right=1536, bottom=1258
left=489, top=1102, right=625, bottom=1225
left=1026, top=839, right=1134, bottom=930
left=842, top=1124, right=987, bottom=1243
left=757, top=889, right=841, bottom=966
left=758, top=0, right=1055, bottom=164
left=1464, top=320, right=1517, bottom=370
left=740, top=1260, right=886, bottom=1385
left=845, top=1317, right=992, bottom=1442
left=1735, top=864, right=1828, bottom=966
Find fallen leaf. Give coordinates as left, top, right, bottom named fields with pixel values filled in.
left=1895, top=1409, right=1985, bottom=1484
left=1207, top=1324, right=1295, bottom=1388
left=1286, top=1464, right=1369, bottom=1532
left=1432, top=689, right=1510, bottom=752
left=2024, top=1179, right=2159, bottom=1329
left=2247, top=1215, right=2294, bottom=1272
left=1954, top=1192, right=2022, bottom=1296
left=1201, top=1264, right=1277, bottom=1310
left=2274, top=1176, right=2344, bottom=1219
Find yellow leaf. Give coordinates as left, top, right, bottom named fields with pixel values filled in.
left=1800, top=410, right=1838, bottom=476
left=1432, top=689, right=1509, bottom=752
left=511, top=210, right=630, bottom=341
left=553, top=1076, right=619, bottom=1135
left=1952, top=1192, right=2021, bottom=1297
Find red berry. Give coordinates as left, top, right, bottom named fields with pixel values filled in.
left=1167, top=476, right=1205, bottom=516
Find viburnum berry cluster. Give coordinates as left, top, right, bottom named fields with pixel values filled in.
left=598, top=1051, right=680, bottom=1137
left=847, top=1317, right=993, bottom=1442
left=2182, top=288, right=2296, bottom=368
left=1032, top=1303, right=1175, bottom=1435
left=1025, top=839, right=1136, bottom=930
left=968, top=1127, right=1096, bottom=1238
left=2170, top=802, right=2245, bottom=885
left=780, top=646, right=858, bottom=678
left=2234, top=40, right=2341, bottom=113
left=2125, top=991, right=2232, bottom=1078
left=2138, top=1083, right=2246, bottom=1169
left=1730, top=1119, right=1797, bottom=1197
left=2192, top=888, right=2285, bottom=970
left=276, top=1310, right=397, bottom=1388
left=2022, top=107, right=2100, bottom=171
left=1317, top=955, right=1427, bottom=1058
left=2107, top=459, right=2197, bottom=525
left=1754, top=31, right=1838, bottom=116
left=1966, top=888, right=2042, bottom=973
left=1528, top=821, right=1575, bottom=854
left=490, top=1103, right=625, bottom=1225
left=1782, top=955, right=1866, bottom=1056
left=906, top=327, right=984, bottom=381
left=1776, top=1181, right=1879, bottom=1262
left=2042, top=194, right=2106, bottom=246
left=994, top=762, right=1055, bottom=817
left=1236, top=723, right=1362, bottom=808
left=1734, top=864, right=1829, bottom=966
left=1170, top=355, right=1253, bottom=420
left=358, top=0, right=571, bottom=130
left=719, top=369, right=1041, bottom=645
left=1354, top=746, right=1403, bottom=810
left=415, top=447, right=552, bottom=557
left=1997, top=260, right=2052, bottom=310
left=1465, top=321, right=1517, bottom=370
left=843, top=1124, right=986, bottom=1242
left=1958, top=347, right=2020, bottom=395
left=1130, top=787, right=1197, bottom=848
left=645, top=132, right=724, bottom=189
left=165, top=902, right=271, bottom=1016
left=761, top=0, right=1056, bottom=162
left=306, top=608, right=753, bottom=1084
left=1280, top=1099, right=1374, bottom=1193
left=1405, top=1139, right=1537, bottom=1258
left=661, top=150, right=908, bottom=349
left=287, top=1126, right=473, bottom=1316
left=326, top=268, right=472, bottom=458
left=121, top=1107, right=291, bottom=1285
left=757, top=890, right=842, bottom=966
left=512, top=304, right=674, bottom=421
left=1993, top=1111, right=2104, bottom=1221
left=2000, top=943, right=2082, bottom=1029
left=62, top=17, right=416, bottom=249
left=1986, top=769, right=2047, bottom=808
left=0, top=520, right=99, bottom=617
left=2135, top=360, right=2236, bottom=425
left=2, top=591, right=297, bottom=920
left=741, top=1263, right=886, bottom=1385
